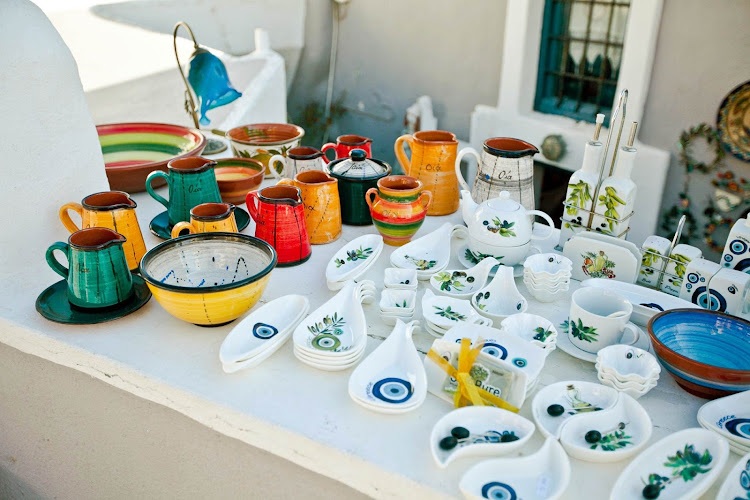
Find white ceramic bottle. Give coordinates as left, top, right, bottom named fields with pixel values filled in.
left=720, top=215, right=750, bottom=273
left=558, top=114, right=605, bottom=248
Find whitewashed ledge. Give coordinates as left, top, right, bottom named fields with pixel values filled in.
left=0, top=175, right=739, bottom=499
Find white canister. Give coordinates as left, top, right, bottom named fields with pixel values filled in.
left=661, top=244, right=702, bottom=297
left=638, top=235, right=671, bottom=287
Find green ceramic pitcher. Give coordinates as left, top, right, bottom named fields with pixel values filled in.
left=45, top=227, right=134, bottom=308
left=145, top=157, right=222, bottom=226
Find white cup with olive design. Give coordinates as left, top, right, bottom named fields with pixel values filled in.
left=568, top=288, right=640, bottom=354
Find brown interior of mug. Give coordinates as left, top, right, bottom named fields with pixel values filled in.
left=192, top=203, right=232, bottom=218
left=83, top=191, right=134, bottom=208
left=379, top=175, right=419, bottom=191
left=338, top=134, right=371, bottom=145
left=70, top=227, right=124, bottom=247
left=296, top=170, right=333, bottom=184
left=485, top=137, right=538, bottom=152
left=413, top=130, right=457, bottom=143
left=228, top=123, right=304, bottom=144
left=288, top=146, right=322, bottom=158
left=260, top=185, right=301, bottom=201
left=169, top=157, right=215, bottom=171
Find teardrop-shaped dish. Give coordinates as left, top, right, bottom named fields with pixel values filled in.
left=348, top=320, right=426, bottom=413
left=326, top=234, right=383, bottom=290
left=459, top=437, right=571, bottom=500
left=471, top=265, right=528, bottom=322
left=391, top=223, right=464, bottom=279
left=430, top=406, right=535, bottom=468
left=422, top=289, right=493, bottom=329
left=429, top=257, right=499, bottom=299
left=610, top=428, right=729, bottom=500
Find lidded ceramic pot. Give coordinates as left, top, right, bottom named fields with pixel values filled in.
left=325, top=149, right=392, bottom=225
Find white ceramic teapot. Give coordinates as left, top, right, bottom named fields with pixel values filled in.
left=461, top=190, right=555, bottom=266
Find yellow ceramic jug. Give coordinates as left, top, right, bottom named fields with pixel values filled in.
left=171, top=203, right=238, bottom=238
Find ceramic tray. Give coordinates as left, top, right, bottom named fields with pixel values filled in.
left=563, top=234, right=639, bottom=283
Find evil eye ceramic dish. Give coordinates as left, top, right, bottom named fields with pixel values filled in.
left=716, top=451, right=750, bottom=498
left=429, top=258, right=499, bottom=299
left=611, top=428, right=729, bottom=500
left=459, top=437, right=571, bottom=500
left=391, top=223, right=464, bottom=279
left=647, top=309, right=750, bottom=399
left=430, top=406, right=535, bottom=468
left=697, top=391, right=750, bottom=447
left=139, top=233, right=276, bottom=326
left=500, top=313, right=558, bottom=352
left=325, top=234, right=383, bottom=291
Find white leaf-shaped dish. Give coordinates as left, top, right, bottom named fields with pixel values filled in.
left=532, top=380, right=619, bottom=439
left=610, top=428, right=729, bottom=500
left=220, top=295, right=309, bottom=365
left=430, top=406, right=535, bottom=468
left=715, top=450, right=750, bottom=499
left=423, top=289, right=493, bottom=329
left=559, top=392, right=652, bottom=463
left=500, top=313, right=558, bottom=351
left=471, top=265, right=528, bottom=322
left=429, top=258, right=499, bottom=299
left=697, top=390, right=750, bottom=446
left=348, top=320, right=425, bottom=412
left=391, top=223, right=463, bottom=278
left=459, top=437, right=571, bottom=500
left=325, top=234, right=383, bottom=289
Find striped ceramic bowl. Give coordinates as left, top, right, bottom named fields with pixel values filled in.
left=97, top=122, right=206, bottom=193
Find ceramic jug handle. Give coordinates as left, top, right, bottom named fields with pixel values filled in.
left=59, top=202, right=83, bottom=233
left=528, top=210, right=556, bottom=242
left=394, top=134, right=413, bottom=176
left=246, top=191, right=260, bottom=221
left=620, top=323, right=641, bottom=346
left=276, top=178, right=295, bottom=188
left=455, top=147, right=481, bottom=192
left=268, top=154, right=285, bottom=178
left=418, top=190, right=433, bottom=211
left=145, top=171, right=170, bottom=210
left=365, top=188, right=379, bottom=210
left=321, top=143, right=336, bottom=163
left=45, top=241, right=70, bottom=279
left=170, top=222, right=194, bottom=238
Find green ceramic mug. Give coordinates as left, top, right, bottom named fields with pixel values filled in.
left=46, top=227, right=134, bottom=308
left=145, top=157, right=222, bottom=226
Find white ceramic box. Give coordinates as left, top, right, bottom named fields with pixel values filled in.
left=660, top=244, right=702, bottom=296
left=638, top=235, right=671, bottom=287
left=706, top=268, right=750, bottom=316
left=680, top=258, right=721, bottom=305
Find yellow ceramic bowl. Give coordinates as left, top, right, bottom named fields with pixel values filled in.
left=140, top=233, right=277, bottom=326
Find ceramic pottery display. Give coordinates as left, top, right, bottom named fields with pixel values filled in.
left=139, top=233, right=276, bottom=326
left=45, top=227, right=134, bottom=309
left=721, top=214, right=750, bottom=272
left=647, top=309, right=750, bottom=398
left=59, top=191, right=146, bottom=271
left=246, top=185, right=312, bottom=267
left=213, top=157, right=265, bottom=204
left=321, top=134, right=373, bottom=161
left=325, top=149, right=392, bottom=225
left=366, top=175, right=432, bottom=246
left=568, top=288, right=641, bottom=354
left=455, top=137, right=539, bottom=211
left=660, top=243, right=701, bottom=296
left=459, top=437, right=571, bottom=500
left=270, top=146, right=328, bottom=179
left=171, top=202, right=238, bottom=238
left=559, top=135, right=604, bottom=247
left=611, top=428, right=729, bottom=500
left=348, top=319, right=426, bottom=414
left=225, top=123, right=305, bottom=176
left=638, top=235, right=671, bottom=287
left=422, top=289, right=493, bottom=330
left=146, top=156, right=222, bottom=227
left=325, top=234, right=383, bottom=291
left=219, top=295, right=309, bottom=373
left=716, top=80, right=750, bottom=162
left=430, top=406, right=535, bottom=468
left=97, top=122, right=207, bottom=193
left=679, top=258, right=721, bottom=305
left=592, top=143, right=637, bottom=237
left=277, top=170, right=342, bottom=245
left=522, top=253, right=572, bottom=303
left=461, top=190, right=554, bottom=267
left=390, top=223, right=465, bottom=280
left=395, top=130, right=459, bottom=216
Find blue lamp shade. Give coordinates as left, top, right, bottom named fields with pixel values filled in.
left=187, top=49, right=242, bottom=126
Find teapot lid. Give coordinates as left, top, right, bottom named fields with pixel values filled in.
left=325, top=149, right=391, bottom=180
left=485, top=191, right=521, bottom=212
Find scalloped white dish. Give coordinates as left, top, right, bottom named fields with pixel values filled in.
left=430, top=406, right=535, bottom=468
left=500, top=313, right=558, bottom=351
left=596, top=344, right=661, bottom=384
left=459, top=437, right=571, bottom=500
left=523, top=253, right=573, bottom=277
left=325, top=234, right=383, bottom=290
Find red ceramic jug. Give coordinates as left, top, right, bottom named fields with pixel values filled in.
left=246, top=185, right=312, bottom=267
left=321, top=134, right=373, bottom=162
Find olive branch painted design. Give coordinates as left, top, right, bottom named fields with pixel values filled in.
left=404, top=255, right=436, bottom=270
left=335, top=246, right=373, bottom=267
left=597, top=186, right=626, bottom=231
left=533, top=326, right=554, bottom=342
left=565, top=180, right=593, bottom=215
left=670, top=253, right=691, bottom=279
left=569, top=318, right=598, bottom=343
left=464, top=248, right=501, bottom=265
left=434, top=271, right=475, bottom=292
left=307, top=313, right=345, bottom=336
left=475, top=291, right=490, bottom=311
left=485, top=217, right=516, bottom=237
left=641, top=444, right=713, bottom=498
left=433, top=305, right=467, bottom=322
left=590, top=423, right=632, bottom=451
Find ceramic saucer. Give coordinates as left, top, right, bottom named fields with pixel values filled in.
left=556, top=319, right=652, bottom=363
left=149, top=207, right=251, bottom=239
left=36, top=275, right=151, bottom=325
left=457, top=244, right=523, bottom=278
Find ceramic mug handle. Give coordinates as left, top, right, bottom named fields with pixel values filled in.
left=170, top=221, right=195, bottom=238
left=145, top=171, right=171, bottom=210
left=418, top=190, right=433, bottom=211
left=394, top=134, right=413, bottom=176
left=59, top=202, right=84, bottom=233
left=268, top=154, right=286, bottom=179
left=455, top=147, right=481, bottom=192
left=320, top=143, right=337, bottom=163
left=365, top=188, right=380, bottom=211
left=45, top=241, right=70, bottom=279
left=619, top=323, right=641, bottom=346
left=245, top=191, right=260, bottom=221
left=528, top=210, right=556, bottom=242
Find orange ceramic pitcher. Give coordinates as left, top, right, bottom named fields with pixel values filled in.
left=394, top=130, right=459, bottom=216
left=277, top=170, right=342, bottom=244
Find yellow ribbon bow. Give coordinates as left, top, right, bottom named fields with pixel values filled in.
left=426, top=337, right=519, bottom=412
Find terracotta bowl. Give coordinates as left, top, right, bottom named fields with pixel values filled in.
left=213, top=158, right=265, bottom=204
left=647, top=308, right=750, bottom=399
left=97, top=122, right=207, bottom=193
left=225, top=123, right=305, bottom=175
left=139, top=233, right=277, bottom=326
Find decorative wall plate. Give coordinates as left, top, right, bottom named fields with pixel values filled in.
left=717, top=80, right=750, bottom=162
left=563, top=234, right=639, bottom=283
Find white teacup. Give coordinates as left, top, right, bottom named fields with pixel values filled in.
left=568, top=288, right=640, bottom=354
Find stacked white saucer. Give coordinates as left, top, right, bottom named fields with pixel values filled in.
left=595, top=345, right=660, bottom=399
left=697, top=391, right=750, bottom=456
left=522, top=253, right=572, bottom=303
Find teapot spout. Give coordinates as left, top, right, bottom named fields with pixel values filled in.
left=461, top=190, right=478, bottom=226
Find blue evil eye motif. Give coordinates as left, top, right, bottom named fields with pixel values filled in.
left=741, top=468, right=750, bottom=490
left=481, top=342, right=508, bottom=360
left=725, top=417, right=750, bottom=440
left=372, top=377, right=413, bottom=404
left=729, top=285, right=737, bottom=294
left=687, top=273, right=700, bottom=284
left=730, top=239, right=748, bottom=255
left=252, top=322, right=278, bottom=339
left=724, top=254, right=734, bottom=262
left=481, top=481, right=517, bottom=500
left=512, top=358, right=527, bottom=368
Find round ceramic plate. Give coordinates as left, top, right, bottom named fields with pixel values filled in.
left=717, top=80, right=750, bottom=162
left=556, top=319, right=652, bottom=363
left=457, top=244, right=523, bottom=277
left=36, top=275, right=151, bottom=325
left=149, top=207, right=251, bottom=239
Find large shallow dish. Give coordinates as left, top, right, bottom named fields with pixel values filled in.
left=140, top=233, right=276, bottom=326
left=213, top=157, right=265, bottom=204
left=97, top=122, right=206, bottom=193
left=647, top=309, right=750, bottom=399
